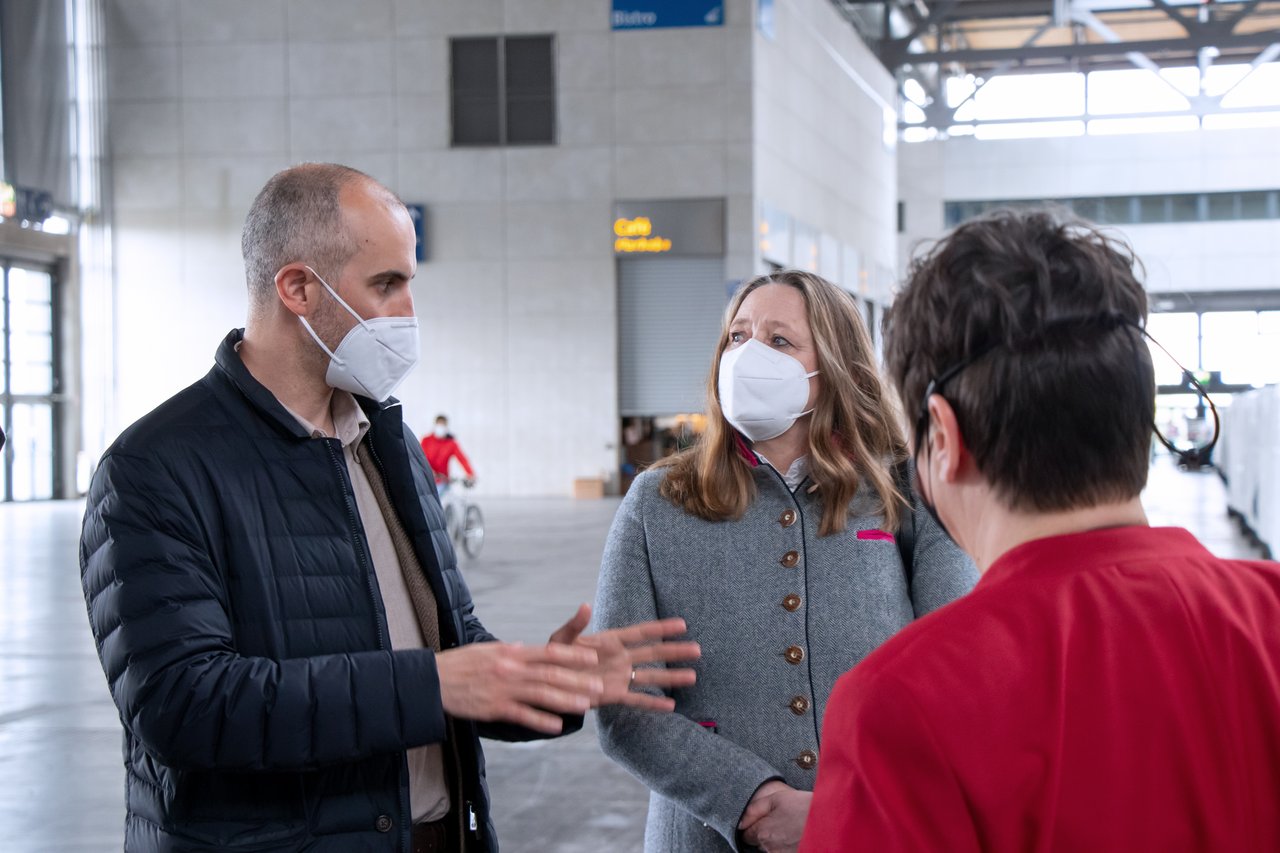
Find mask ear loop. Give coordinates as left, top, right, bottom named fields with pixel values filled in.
left=1129, top=321, right=1220, bottom=469
left=303, top=265, right=375, bottom=331
left=297, top=265, right=374, bottom=369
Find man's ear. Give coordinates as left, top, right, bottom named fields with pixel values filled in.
left=274, top=264, right=315, bottom=318
left=925, top=394, right=969, bottom=483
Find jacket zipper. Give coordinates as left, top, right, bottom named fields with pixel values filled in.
left=367, top=437, right=476, bottom=848
left=327, top=438, right=412, bottom=850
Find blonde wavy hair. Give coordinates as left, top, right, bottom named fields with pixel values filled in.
left=655, top=270, right=909, bottom=536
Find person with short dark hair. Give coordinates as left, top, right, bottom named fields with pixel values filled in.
left=800, top=209, right=1280, bottom=851
left=80, top=163, right=699, bottom=853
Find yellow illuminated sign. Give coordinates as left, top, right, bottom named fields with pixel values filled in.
left=614, top=216, right=673, bottom=253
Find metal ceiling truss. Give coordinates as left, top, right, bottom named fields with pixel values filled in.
left=831, top=0, right=1280, bottom=131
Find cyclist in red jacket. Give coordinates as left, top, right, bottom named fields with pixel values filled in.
left=420, top=414, right=475, bottom=493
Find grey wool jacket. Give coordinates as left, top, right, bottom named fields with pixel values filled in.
left=593, top=461, right=978, bottom=853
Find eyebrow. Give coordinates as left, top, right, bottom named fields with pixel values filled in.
left=730, top=319, right=798, bottom=334
left=371, top=269, right=413, bottom=283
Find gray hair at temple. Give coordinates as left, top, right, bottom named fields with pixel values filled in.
left=240, top=163, right=385, bottom=315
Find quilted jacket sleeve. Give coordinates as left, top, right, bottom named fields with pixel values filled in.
left=80, top=448, right=448, bottom=773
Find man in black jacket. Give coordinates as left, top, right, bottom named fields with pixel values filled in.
left=80, top=163, right=698, bottom=852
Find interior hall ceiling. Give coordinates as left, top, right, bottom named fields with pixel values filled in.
left=833, top=0, right=1280, bottom=75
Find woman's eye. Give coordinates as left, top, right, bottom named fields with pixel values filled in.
left=772, top=336, right=790, bottom=347
left=729, top=331, right=744, bottom=343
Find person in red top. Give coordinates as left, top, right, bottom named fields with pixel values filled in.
left=798, top=209, right=1280, bottom=853
left=420, top=413, right=475, bottom=492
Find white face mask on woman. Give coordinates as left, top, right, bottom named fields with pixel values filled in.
left=717, top=338, right=819, bottom=442
left=297, top=266, right=420, bottom=402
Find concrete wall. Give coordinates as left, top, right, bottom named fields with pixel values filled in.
left=898, top=128, right=1280, bottom=295
left=101, top=0, right=894, bottom=495
left=753, top=0, right=898, bottom=302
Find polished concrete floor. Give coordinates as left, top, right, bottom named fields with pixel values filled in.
left=0, top=455, right=1267, bottom=852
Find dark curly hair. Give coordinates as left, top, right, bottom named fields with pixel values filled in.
left=884, top=208, right=1155, bottom=512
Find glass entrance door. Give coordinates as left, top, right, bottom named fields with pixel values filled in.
left=2, top=263, right=60, bottom=501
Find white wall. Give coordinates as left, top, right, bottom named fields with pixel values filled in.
left=103, top=0, right=756, bottom=495
left=898, top=128, right=1280, bottom=294
left=753, top=0, right=898, bottom=300
left=102, top=0, right=896, bottom=495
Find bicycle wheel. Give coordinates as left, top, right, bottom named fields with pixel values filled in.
left=462, top=504, right=485, bottom=559
left=443, top=502, right=460, bottom=545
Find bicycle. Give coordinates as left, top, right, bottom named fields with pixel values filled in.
left=439, top=478, right=485, bottom=559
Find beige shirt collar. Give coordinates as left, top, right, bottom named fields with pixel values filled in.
left=284, top=390, right=371, bottom=448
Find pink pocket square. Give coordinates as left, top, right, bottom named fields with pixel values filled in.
left=857, top=529, right=896, bottom=543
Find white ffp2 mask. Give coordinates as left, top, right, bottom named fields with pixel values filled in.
left=298, top=266, right=420, bottom=402
left=717, top=338, right=818, bottom=442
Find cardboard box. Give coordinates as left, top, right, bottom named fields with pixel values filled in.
left=573, top=477, right=605, bottom=500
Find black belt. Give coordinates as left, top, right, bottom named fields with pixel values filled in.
left=411, top=815, right=454, bottom=853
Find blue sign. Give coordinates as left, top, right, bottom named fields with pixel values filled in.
left=612, top=0, right=724, bottom=30
left=407, top=204, right=426, bottom=262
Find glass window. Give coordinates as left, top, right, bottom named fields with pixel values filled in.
left=450, top=36, right=555, bottom=146
left=9, top=402, right=53, bottom=501
left=1087, top=115, right=1199, bottom=136
left=970, top=72, right=1085, bottom=120
left=1218, top=62, right=1280, bottom=109
left=1206, top=193, right=1237, bottom=221
left=1259, top=311, right=1280, bottom=336
left=450, top=38, right=502, bottom=145
left=973, top=119, right=1085, bottom=140
left=7, top=268, right=54, bottom=396
left=1138, top=195, right=1170, bottom=223
left=504, top=36, right=555, bottom=145
left=1202, top=311, right=1280, bottom=387
left=1239, top=191, right=1270, bottom=219
left=1097, top=197, right=1132, bottom=224
left=1087, top=68, right=1191, bottom=115
left=1146, top=312, right=1199, bottom=387
left=1169, top=194, right=1200, bottom=222
left=1071, top=197, right=1102, bottom=222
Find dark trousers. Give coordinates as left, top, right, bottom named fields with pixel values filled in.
left=411, top=814, right=457, bottom=853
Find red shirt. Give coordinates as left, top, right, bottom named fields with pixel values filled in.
left=419, top=433, right=474, bottom=482
left=801, top=526, right=1280, bottom=852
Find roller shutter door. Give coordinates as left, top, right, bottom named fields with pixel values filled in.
left=618, top=256, right=726, bottom=417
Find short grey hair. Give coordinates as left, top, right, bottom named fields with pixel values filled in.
left=240, top=163, right=369, bottom=312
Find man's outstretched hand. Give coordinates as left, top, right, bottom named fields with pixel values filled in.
left=549, top=603, right=700, bottom=711
left=436, top=641, right=603, bottom=735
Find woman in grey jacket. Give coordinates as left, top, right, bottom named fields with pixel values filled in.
left=593, top=270, right=978, bottom=853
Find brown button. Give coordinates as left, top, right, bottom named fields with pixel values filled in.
left=784, top=645, right=805, bottom=664
left=795, top=749, right=818, bottom=770
left=789, top=695, right=810, bottom=715
left=781, top=593, right=802, bottom=612
left=779, top=509, right=797, bottom=527
left=780, top=550, right=800, bottom=568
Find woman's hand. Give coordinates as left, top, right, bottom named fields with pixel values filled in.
left=739, top=780, right=813, bottom=853
left=548, top=603, right=700, bottom=710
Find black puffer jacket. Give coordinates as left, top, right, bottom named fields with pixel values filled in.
left=81, top=329, right=563, bottom=852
